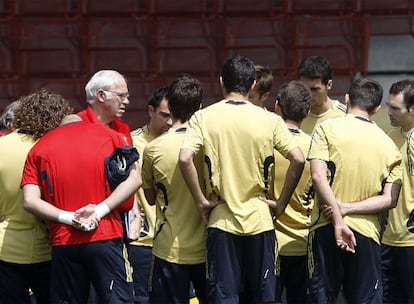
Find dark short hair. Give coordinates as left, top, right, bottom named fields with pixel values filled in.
left=277, top=81, right=311, bottom=122
left=254, top=65, right=273, bottom=97
left=297, top=56, right=332, bottom=85
left=221, top=55, right=256, bottom=95
left=0, top=101, right=18, bottom=130
left=348, top=78, right=383, bottom=113
left=166, top=75, right=202, bottom=123
left=389, top=79, right=414, bottom=111
left=148, top=86, right=169, bottom=109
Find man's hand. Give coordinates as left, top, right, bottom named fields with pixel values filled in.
left=321, top=201, right=344, bottom=219
left=334, top=222, right=356, bottom=253
left=73, top=204, right=100, bottom=231
left=197, top=198, right=223, bottom=224
left=259, top=196, right=286, bottom=220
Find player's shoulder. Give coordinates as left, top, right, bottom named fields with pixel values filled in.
left=297, top=129, right=312, bottom=140
left=130, top=126, right=145, bottom=137
left=331, top=99, right=347, bottom=113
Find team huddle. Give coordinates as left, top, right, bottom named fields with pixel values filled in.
left=0, top=54, right=413, bottom=304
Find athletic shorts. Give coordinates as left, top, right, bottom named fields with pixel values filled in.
left=207, top=228, right=278, bottom=304
left=381, top=244, right=414, bottom=303
left=127, top=244, right=152, bottom=303
left=50, top=238, right=134, bottom=304
left=307, top=224, right=382, bottom=304
left=0, top=259, right=51, bottom=304
left=149, top=255, right=207, bottom=304
left=278, top=255, right=307, bottom=304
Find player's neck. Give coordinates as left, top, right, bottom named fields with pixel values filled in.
left=225, top=92, right=249, bottom=102
left=172, top=119, right=187, bottom=129
left=348, top=107, right=370, bottom=120
left=311, top=97, right=333, bottom=115
left=147, top=121, right=161, bottom=138
left=285, top=119, right=301, bottom=130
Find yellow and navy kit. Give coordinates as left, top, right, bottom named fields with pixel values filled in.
left=130, top=125, right=157, bottom=247
left=301, top=99, right=346, bottom=134
left=142, top=127, right=206, bottom=264
left=274, top=128, right=313, bottom=256
left=183, top=99, right=298, bottom=236
left=382, top=128, right=414, bottom=246
left=307, top=114, right=402, bottom=244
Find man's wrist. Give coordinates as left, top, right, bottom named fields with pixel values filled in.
left=95, top=202, right=110, bottom=219
left=58, top=211, right=74, bottom=225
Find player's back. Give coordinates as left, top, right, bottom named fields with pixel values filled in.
left=144, top=128, right=206, bottom=264
left=309, top=114, right=402, bottom=243
left=185, top=99, right=296, bottom=235
left=197, top=100, right=292, bottom=202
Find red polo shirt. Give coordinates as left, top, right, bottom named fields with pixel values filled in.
left=22, top=122, right=129, bottom=246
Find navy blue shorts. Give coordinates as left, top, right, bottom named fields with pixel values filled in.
left=277, top=255, right=307, bottom=304
left=50, top=238, right=134, bottom=304
left=127, top=244, right=152, bottom=303
left=381, top=244, right=414, bottom=303
left=207, top=228, right=278, bottom=304
left=0, top=259, right=51, bottom=303
left=149, top=255, right=207, bottom=304
left=307, top=224, right=382, bottom=304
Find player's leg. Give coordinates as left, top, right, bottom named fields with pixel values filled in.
left=189, top=262, right=207, bottom=304
left=86, top=238, right=134, bottom=303
left=243, top=230, right=279, bottom=304
left=50, top=244, right=90, bottom=303
left=28, top=261, right=51, bottom=303
left=381, top=245, right=398, bottom=303
left=149, top=256, right=191, bottom=304
left=396, top=246, right=414, bottom=303
left=342, top=231, right=382, bottom=304
left=206, top=228, right=243, bottom=304
left=128, top=244, right=152, bottom=303
left=307, top=224, right=344, bottom=304
left=279, top=255, right=307, bottom=303
left=0, top=260, right=31, bottom=303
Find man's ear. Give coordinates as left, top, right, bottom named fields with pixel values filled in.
left=326, top=79, right=333, bottom=90
left=250, top=80, right=257, bottom=92
left=148, top=105, right=155, bottom=117
left=262, top=91, right=270, bottom=101
left=344, top=93, right=349, bottom=106
left=97, top=90, right=106, bottom=103
left=372, top=104, right=381, bottom=115
left=274, top=102, right=282, bottom=115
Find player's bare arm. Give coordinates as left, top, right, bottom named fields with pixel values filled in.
left=310, top=158, right=356, bottom=253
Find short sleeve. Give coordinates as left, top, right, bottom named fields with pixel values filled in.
left=141, top=144, right=155, bottom=190
left=21, top=148, right=40, bottom=187
left=272, top=113, right=298, bottom=158
left=307, top=123, right=330, bottom=162
left=182, top=111, right=204, bottom=154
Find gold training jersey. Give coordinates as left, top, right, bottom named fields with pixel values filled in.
left=307, top=114, right=402, bottom=244
left=142, top=127, right=206, bottom=264
left=274, top=129, right=313, bottom=256
left=382, top=128, right=414, bottom=246
left=0, top=131, right=51, bottom=263
left=182, top=99, right=298, bottom=235
left=301, top=99, right=346, bottom=135
left=130, top=125, right=156, bottom=247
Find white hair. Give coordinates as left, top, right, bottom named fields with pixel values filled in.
left=85, top=70, right=126, bottom=104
